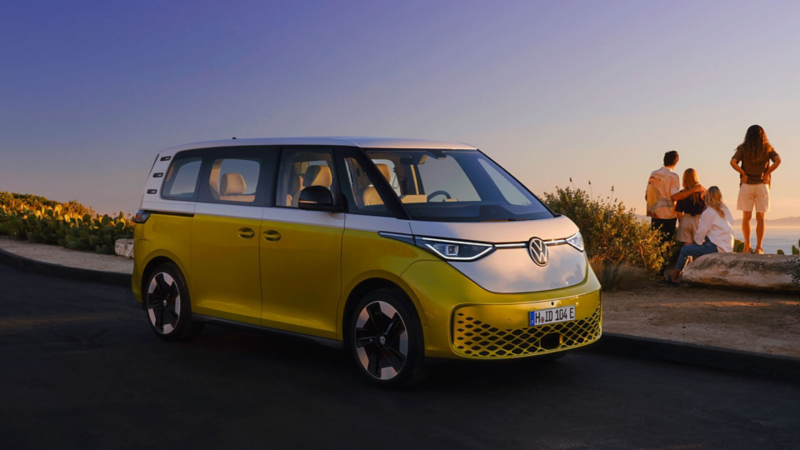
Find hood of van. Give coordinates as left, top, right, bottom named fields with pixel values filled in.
left=408, top=216, right=588, bottom=294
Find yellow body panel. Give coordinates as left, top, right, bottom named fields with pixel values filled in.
left=133, top=216, right=602, bottom=361
left=132, top=214, right=194, bottom=303
left=258, top=218, right=344, bottom=338
left=337, top=229, right=438, bottom=340
left=191, top=214, right=263, bottom=325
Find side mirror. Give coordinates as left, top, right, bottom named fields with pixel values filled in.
left=298, top=186, right=341, bottom=212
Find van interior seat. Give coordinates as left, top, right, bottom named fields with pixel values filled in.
left=361, top=163, right=393, bottom=206
left=304, top=165, right=332, bottom=188
left=292, top=165, right=333, bottom=207
left=219, top=173, right=255, bottom=202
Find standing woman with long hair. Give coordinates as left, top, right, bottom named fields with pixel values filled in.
left=730, top=125, right=781, bottom=253
left=669, top=186, right=734, bottom=283
left=675, top=168, right=706, bottom=245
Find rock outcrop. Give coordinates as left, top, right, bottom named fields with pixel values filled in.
left=115, top=239, right=134, bottom=259
left=682, top=253, right=799, bottom=292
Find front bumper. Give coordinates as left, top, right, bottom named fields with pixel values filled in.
left=400, top=260, right=602, bottom=360
left=453, top=300, right=601, bottom=358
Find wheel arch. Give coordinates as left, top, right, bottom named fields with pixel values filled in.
left=338, top=274, right=427, bottom=343
left=139, top=254, right=188, bottom=309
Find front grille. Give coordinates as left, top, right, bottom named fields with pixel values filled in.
left=452, top=303, right=602, bottom=358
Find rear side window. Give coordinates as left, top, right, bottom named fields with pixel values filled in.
left=206, top=158, right=261, bottom=204
left=161, top=155, right=203, bottom=201
left=196, top=147, right=276, bottom=206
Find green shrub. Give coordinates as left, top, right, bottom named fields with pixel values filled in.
left=0, top=191, right=131, bottom=255
left=777, top=249, right=785, bottom=255
left=542, top=187, right=669, bottom=273
left=733, top=239, right=746, bottom=253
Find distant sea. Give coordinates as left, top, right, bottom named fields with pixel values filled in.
left=732, top=227, right=800, bottom=255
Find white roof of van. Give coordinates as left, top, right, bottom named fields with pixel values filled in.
left=161, top=137, right=477, bottom=155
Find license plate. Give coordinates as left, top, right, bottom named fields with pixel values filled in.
left=530, top=306, right=575, bottom=326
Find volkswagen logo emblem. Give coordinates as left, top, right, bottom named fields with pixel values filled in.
left=528, top=237, right=549, bottom=266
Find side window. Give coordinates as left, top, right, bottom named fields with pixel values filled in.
left=162, top=155, right=203, bottom=201
left=206, top=158, right=261, bottom=204
left=276, top=149, right=338, bottom=208
left=370, top=159, right=401, bottom=196
left=341, top=157, right=391, bottom=216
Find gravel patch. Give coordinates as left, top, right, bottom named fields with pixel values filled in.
left=0, top=237, right=132, bottom=274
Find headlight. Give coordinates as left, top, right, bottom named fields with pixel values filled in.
left=566, top=232, right=584, bottom=252
left=414, top=237, right=494, bottom=261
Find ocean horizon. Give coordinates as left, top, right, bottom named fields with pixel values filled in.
left=732, top=226, right=800, bottom=255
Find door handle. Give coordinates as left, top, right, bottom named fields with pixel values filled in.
left=238, top=228, right=255, bottom=239
left=263, top=230, right=281, bottom=242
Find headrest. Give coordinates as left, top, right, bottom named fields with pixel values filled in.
left=304, top=165, right=332, bottom=188
left=220, top=173, right=246, bottom=195
left=375, top=164, right=392, bottom=182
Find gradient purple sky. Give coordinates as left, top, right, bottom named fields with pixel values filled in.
left=2, top=1, right=798, bottom=218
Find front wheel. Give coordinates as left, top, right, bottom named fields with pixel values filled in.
left=144, top=263, right=204, bottom=341
left=349, top=289, right=428, bottom=388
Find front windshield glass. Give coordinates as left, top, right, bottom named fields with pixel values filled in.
left=365, top=149, right=553, bottom=222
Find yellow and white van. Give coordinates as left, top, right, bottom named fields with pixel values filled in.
left=132, top=138, right=601, bottom=387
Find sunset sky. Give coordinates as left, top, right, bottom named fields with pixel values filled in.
left=2, top=1, right=798, bottom=219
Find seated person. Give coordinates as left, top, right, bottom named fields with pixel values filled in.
left=668, top=186, right=733, bottom=284
left=675, top=168, right=706, bottom=245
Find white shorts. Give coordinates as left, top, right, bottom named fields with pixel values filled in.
left=737, top=183, right=769, bottom=213
left=676, top=214, right=701, bottom=243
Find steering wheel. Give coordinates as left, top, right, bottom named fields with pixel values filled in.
left=427, top=190, right=452, bottom=202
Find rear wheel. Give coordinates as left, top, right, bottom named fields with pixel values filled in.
left=348, top=288, right=428, bottom=388
left=144, top=263, right=203, bottom=341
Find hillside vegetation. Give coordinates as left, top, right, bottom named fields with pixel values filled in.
left=0, top=192, right=132, bottom=255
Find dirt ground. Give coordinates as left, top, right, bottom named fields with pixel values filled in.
left=0, top=237, right=133, bottom=274
left=604, top=274, right=800, bottom=358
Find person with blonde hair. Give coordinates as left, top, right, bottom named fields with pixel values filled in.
left=668, top=186, right=734, bottom=283
left=674, top=168, right=706, bottom=245
left=730, top=125, right=781, bottom=254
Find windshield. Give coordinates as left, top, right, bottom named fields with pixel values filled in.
left=364, top=149, right=552, bottom=222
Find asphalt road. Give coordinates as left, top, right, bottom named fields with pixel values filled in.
left=1, top=264, right=798, bottom=450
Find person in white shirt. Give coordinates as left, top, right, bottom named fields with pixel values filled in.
left=668, top=186, right=734, bottom=283
left=646, top=151, right=704, bottom=273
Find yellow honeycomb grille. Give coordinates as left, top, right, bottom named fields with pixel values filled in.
left=452, top=304, right=602, bottom=358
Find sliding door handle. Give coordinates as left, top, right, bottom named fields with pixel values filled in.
left=238, top=228, right=255, bottom=239
left=263, top=230, right=281, bottom=242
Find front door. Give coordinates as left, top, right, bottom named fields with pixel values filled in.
left=259, top=147, right=344, bottom=338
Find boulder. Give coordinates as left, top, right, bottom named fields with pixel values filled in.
left=682, top=252, right=799, bottom=292
left=115, top=239, right=134, bottom=259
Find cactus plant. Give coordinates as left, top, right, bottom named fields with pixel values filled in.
left=0, top=191, right=132, bottom=255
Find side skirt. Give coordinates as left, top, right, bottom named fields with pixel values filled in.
left=192, top=314, right=344, bottom=350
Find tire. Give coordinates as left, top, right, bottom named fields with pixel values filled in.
left=144, top=263, right=204, bottom=341
left=348, top=288, right=429, bottom=388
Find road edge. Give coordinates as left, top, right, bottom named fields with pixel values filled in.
left=0, top=245, right=130, bottom=288
left=587, top=332, right=800, bottom=384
